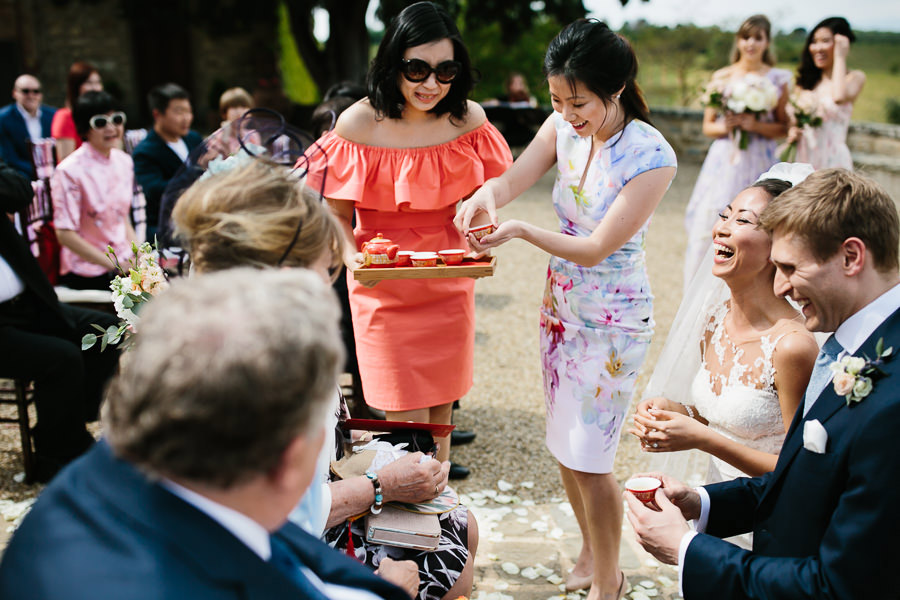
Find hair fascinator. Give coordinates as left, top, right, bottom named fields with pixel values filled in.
left=755, top=162, right=815, bottom=187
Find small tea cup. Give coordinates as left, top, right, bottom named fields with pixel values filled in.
left=468, top=223, right=496, bottom=241
left=411, top=252, right=438, bottom=267
left=625, top=477, right=661, bottom=504
left=396, top=251, right=415, bottom=267
left=438, top=249, right=466, bottom=265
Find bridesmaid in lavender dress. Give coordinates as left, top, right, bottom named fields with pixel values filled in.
left=787, top=17, right=866, bottom=170
left=683, top=15, right=790, bottom=287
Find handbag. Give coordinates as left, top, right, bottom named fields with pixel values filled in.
left=365, top=505, right=440, bottom=552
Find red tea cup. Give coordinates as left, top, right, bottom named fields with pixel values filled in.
left=396, top=251, right=415, bottom=267
left=438, top=249, right=466, bottom=265
left=411, top=252, right=438, bottom=267
left=625, top=477, right=661, bottom=504
left=468, top=223, right=496, bottom=241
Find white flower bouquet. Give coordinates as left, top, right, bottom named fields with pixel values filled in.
left=779, top=88, right=826, bottom=162
left=725, top=73, right=779, bottom=150
left=81, top=241, right=169, bottom=351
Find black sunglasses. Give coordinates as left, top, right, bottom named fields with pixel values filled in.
left=17, top=88, right=41, bottom=95
left=89, top=112, right=127, bottom=130
left=400, top=59, right=461, bottom=84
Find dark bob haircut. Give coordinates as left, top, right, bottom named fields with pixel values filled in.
left=367, top=1, right=473, bottom=122
left=544, top=19, right=651, bottom=140
left=797, top=17, right=856, bottom=90
left=73, top=91, right=123, bottom=140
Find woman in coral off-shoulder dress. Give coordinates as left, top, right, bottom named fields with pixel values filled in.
left=683, top=15, right=790, bottom=287
left=786, top=17, right=865, bottom=170
left=305, top=1, right=512, bottom=476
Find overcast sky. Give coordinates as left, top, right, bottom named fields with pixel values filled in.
left=583, top=0, right=900, bottom=32
left=341, top=0, right=900, bottom=42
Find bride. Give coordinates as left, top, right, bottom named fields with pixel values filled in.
left=630, top=164, right=818, bottom=489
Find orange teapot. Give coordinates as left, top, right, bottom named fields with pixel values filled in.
left=361, top=233, right=400, bottom=268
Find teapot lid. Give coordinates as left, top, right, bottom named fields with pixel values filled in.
left=367, top=232, right=392, bottom=244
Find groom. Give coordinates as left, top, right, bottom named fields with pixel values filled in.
left=626, top=168, right=900, bottom=599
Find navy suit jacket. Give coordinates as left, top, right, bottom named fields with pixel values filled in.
left=132, top=128, right=202, bottom=228
left=0, top=103, right=55, bottom=178
left=683, top=308, right=900, bottom=599
left=0, top=441, right=409, bottom=600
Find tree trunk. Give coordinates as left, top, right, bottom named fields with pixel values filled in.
left=286, top=0, right=371, bottom=97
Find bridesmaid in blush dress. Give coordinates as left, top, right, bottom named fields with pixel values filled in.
left=787, top=17, right=865, bottom=169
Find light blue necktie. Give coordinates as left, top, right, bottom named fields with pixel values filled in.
left=803, top=334, right=843, bottom=416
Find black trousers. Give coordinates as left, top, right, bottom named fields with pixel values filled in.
left=0, top=294, right=119, bottom=463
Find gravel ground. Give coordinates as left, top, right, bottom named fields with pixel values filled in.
left=0, top=160, right=699, bottom=540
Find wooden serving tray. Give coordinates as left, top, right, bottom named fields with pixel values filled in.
left=353, top=256, right=496, bottom=282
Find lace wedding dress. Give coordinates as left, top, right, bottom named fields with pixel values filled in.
left=692, top=300, right=789, bottom=486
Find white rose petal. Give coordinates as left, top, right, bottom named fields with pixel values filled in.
left=493, top=581, right=510, bottom=590
left=630, top=593, right=651, bottom=600
left=640, top=580, right=655, bottom=588
left=656, top=575, right=674, bottom=587
left=483, top=489, right=498, bottom=499
left=495, top=494, right=513, bottom=504
left=547, top=575, right=564, bottom=586
left=520, top=481, right=535, bottom=489
left=522, top=500, right=536, bottom=507
left=521, top=567, right=540, bottom=580
left=549, top=527, right=565, bottom=539
left=501, top=562, right=520, bottom=575
left=531, top=520, right=549, bottom=532
left=513, top=508, right=528, bottom=516
left=535, top=564, right=555, bottom=577
left=497, top=480, right=515, bottom=492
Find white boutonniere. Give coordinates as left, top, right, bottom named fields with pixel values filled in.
left=829, top=338, right=893, bottom=405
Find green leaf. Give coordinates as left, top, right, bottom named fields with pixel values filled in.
left=100, top=334, right=108, bottom=352
left=884, top=346, right=893, bottom=358
left=81, top=333, right=97, bottom=350
left=122, top=296, right=134, bottom=309
left=91, top=323, right=108, bottom=333
left=876, top=338, right=884, bottom=356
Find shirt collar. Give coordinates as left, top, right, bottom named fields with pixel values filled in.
left=160, top=479, right=272, bottom=560
left=83, top=141, right=113, bottom=162
left=15, top=102, right=40, bottom=120
left=834, top=282, right=900, bottom=355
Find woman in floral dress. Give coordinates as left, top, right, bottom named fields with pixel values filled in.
left=787, top=17, right=865, bottom=169
left=457, top=20, right=676, bottom=600
left=683, top=15, right=790, bottom=287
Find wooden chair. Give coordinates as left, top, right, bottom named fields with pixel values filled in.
left=0, top=379, right=35, bottom=483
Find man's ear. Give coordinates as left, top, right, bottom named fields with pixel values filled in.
left=151, top=108, right=162, bottom=122
left=841, top=237, right=866, bottom=276
left=269, top=427, right=325, bottom=491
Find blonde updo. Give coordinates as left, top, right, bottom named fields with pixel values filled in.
left=172, top=159, right=344, bottom=275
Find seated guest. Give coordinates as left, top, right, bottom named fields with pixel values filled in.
left=173, top=161, right=477, bottom=600
left=132, top=83, right=202, bottom=240
left=51, top=91, right=140, bottom=290
left=0, top=159, right=118, bottom=482
left=0, top=74, right=56, bottom=179
left=219, top=86, right=254, bottom=128
left=0, top=268, right=413, bottom=600
left=51, top=61, right=104, bottom=162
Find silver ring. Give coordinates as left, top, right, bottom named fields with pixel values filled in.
left=652, top=442, right=659, bottom=448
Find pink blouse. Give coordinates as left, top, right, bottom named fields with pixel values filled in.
left=51, top=144, right=136, bottom=277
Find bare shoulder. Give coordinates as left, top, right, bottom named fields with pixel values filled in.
left=333, top=99, right=377, bottom=143
left=848, top=69, right=867, bottom=85
left=773, top=324, right=819, bottom=371
left=451, top=100, right=487, bottom=135
left=711, top=66, right=735, bottom=81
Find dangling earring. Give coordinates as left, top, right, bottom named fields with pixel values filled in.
left=614, top=94, right=621, bottom=100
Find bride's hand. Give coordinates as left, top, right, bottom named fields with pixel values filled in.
left=633, top=408, right=707, bottom=452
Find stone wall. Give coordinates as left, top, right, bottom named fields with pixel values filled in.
left=650, top=106, right=900, bottom=198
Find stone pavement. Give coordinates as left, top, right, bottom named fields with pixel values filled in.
left=466, top=484, right=683, bottom=600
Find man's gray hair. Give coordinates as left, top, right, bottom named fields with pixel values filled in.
left=102, top=268, right=344, bottom=488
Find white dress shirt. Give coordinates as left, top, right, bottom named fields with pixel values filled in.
left=676, top=283, right=900, bottom=595
left=166, top=138, right=190, bottom=162
left=15, top=103, right=43, bottom=143
left=0, top=254, right=25, bottom=303
left=161, top=480, right=380, bottom=600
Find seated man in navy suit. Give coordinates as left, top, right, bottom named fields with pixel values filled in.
left=626, top=168, right=900, bottom=599
left=132, top=83, right=202, bottom=241
left=0, top=74, right=56, bottom=178
left=0, top=268, right=414, bottom=600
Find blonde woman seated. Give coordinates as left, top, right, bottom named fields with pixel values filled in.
left=631, top=165, right=818, bottom=489
left=172, top=160, right=476, bottom=600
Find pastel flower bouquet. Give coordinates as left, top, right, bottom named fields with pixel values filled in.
left=81, top=241, right=169, bottom=351
left=779, top=88, right=825, bottom=162
left=702, top=73, right=778, bottom=150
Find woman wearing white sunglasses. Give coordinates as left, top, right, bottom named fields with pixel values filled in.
left=51, top=91, right=143, bottom=290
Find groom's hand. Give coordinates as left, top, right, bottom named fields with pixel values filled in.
left=633, top=472, right=702, bottom=521
left=625, top=488, right=691, bottom=565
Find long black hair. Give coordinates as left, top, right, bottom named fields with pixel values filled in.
left=797, top=17, right=856, bottom=90
left=367, top=1, right=473, bottom=122
left=544, top=19, right=651, bottom=137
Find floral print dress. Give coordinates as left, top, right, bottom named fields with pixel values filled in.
left=542, top=113, right=676, bottom=473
